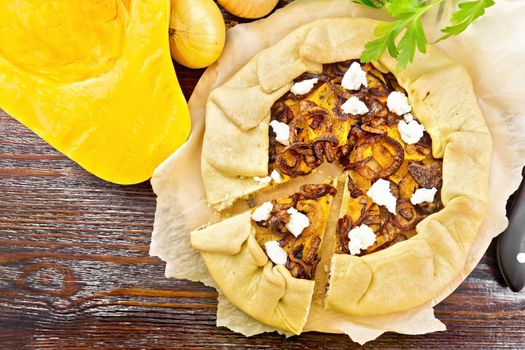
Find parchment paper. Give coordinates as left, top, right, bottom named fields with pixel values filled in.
left=150, top=0, right=525, bottom=344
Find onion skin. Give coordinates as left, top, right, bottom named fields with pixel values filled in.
left=169, top=0, right=225, bottom=69
left=217, top=0, right=279, bottom=19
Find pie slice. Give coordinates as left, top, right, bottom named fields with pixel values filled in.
left=253, top=183, right=337, bottom=280
left=190, top=183, right=337, bottom=334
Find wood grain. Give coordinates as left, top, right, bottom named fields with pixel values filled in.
left=1, top=1, right=524, bottom=349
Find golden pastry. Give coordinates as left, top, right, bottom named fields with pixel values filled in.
left=193, top=17, right=491, bottom=333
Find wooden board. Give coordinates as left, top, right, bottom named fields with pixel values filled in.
left=0, top=1, right=524, bottom=348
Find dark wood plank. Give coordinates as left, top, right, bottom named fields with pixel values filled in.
left=1, top=1, right=524, bottom=348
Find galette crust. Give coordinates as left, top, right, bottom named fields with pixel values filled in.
left=198, top=17, right=491, bottom=322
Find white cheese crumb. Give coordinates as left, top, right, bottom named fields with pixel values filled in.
left=387, top=91, right=411, bottom=115
left=251, top=201, right=273, bottom=222
left=367, top=179, right=397, bottom=214
left=253, top=176, right=272, bottom=185
left=291, top=78, right=318, bottom=95
left=517, top=253, right=525, bottom=264
left=270, top=120, right=290, bottom=146
left=254, top=170, right=282, bottom=185
left=341, top=62, right=368, bottom=91
left=410, top=187, right=438, bottom=205
left=285, top=207, right=310, bottom=237
left=270, top=169, right=282, bottom=183
left=264, top=241, right=288, bottom=265
left=341, top=96, right=369, bottom=115
left=348, top=224, right=376, bottom=256
left=403, top=113, right=414, bottom=122
left=398, top=119, right=425, bottom=144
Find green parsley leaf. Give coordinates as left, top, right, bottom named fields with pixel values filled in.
left=384, top=0, right=423, bottom=18
left=361, top=22, right=394, bottom=62
left=361, top=0, right=432, bottom=69
left=437, top=0, right=495, bottom=42
left=413, top=17, right=427, bottom=53
left=396, top=31, right=416, bottom=67
left=357, top=0, right=492, bottom=70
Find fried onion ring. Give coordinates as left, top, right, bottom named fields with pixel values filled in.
left=348, top=135, right=404, bottom=180
left=393, top=200, right=422, bottom=231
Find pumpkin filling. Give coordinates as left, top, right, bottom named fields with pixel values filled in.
left=252, top=184, right=336, bottom=280
left=267, top=60, right=443, bottom=258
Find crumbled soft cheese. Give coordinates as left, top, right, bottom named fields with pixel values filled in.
left=517, top=253, right=525, bottom=264
left=403, top=113, right=414, bottom=123
left=254, top=170, right=281, bottom=185
left=387, top=91, right=411, bottom=115
left=291, top=78, right=318, bottom=95
left=251, top=201, right=273, bottom=222
left=398, top=119, right=425, bottom=144
left=270, top=169, right=282, bottom=183
left=341, top=96, right=369, bottom=115
left=410, top=187, right=438, bottom=205
left=348, top=224, right=376, bottom=256
left=253, top=176, right=272, bottom=185
left=367, top=179, right=397, bottom=214
left=341, top=62, right=368, bottom=91
left=270, top=120, right=290, bottom=146
left=265, top=241, right=288, bottom=265
left=285, top=207, right=310, bottom=237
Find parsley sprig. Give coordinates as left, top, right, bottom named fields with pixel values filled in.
left=358, top=0, right=495, bottom=69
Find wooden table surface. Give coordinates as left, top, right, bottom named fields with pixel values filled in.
left=1, top=2, right=524, bottom=349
